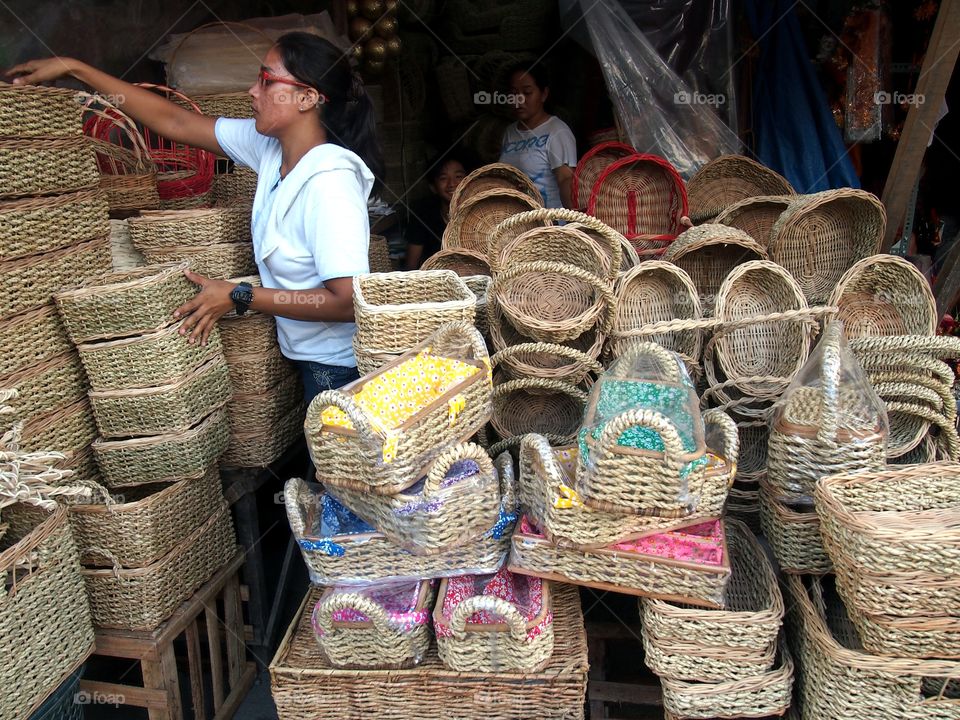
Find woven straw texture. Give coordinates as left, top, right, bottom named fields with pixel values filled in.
left=88, top=355, right=232, bottom=438
left=2, top=234, right=112, bottom=317
left=491, top=377, right=587, bottom=445
left=420, top=248, right=491, bottom=276
left=448, top=163, right=543, bottom=218
left=128, top=207, right=251, bottom=248
left=211, top=166, right=257, bottom=207
left=326, top=443, right=500, bottom=556
left=81, top=504, right=236, bottom=630
left=787, top=575, right=960, bottom=720
left=434, top=577, right=554, bottom=673
left=218, top=304, right=274, bottom=353
left=686, top=155, right=795, bottom=223
left=314, top=582, right=435, bottom=669
left=139, top=242, right=255, bottom=279
left=0, top=505, right=94, bottom=720
left=54, top=262, right=194, bottom=343
left=191, top=92, right=255, bottom=118
left=714, top=194, right=792, bottom=247
left=270, top=583, right=587, bottom=720
left=444, top=188, right=544, bottom=254
left=464, top=275, right=492, bottom=335
left=2, top=351, right=88, bottom=426
left=109, top=219, right=147, bottom=270
left=77, top=320, right=223, bottom=391
left=0, top=137, right=99, bottom=198
left=0, top=84, right=82, bottom=136
left=661, top=224, right=767, bottom=316
left=307, top=323, right=492, bottom=494
left=368, top=233, right=393, bottom=273
left=491, top=341, right=602, bottom=385
left=227, top=369, right=300, bottom=434
left=769, top=188, right=886, bottom=304
left=158, top=191, right=213, bottom=210
left=571, top=140, right=636, bottom=210
left=224, top=345, right=293, bottom=395
left=19, top=398, right=97, bottom=456
left=829, top=253, right=937, bottom=339
left=759, top=478, right=831, bottom=574
left=223, top=401, right=305, bottom=468
left=69, top=464, right=223, bottom=568
left=0, top=189, right=109, bottom=262
left=59, top=448, right=101, bottom=486
left=0, top=304, right=71, bottom=381
left=353, top=270, right=477, bottom=353
left=92, top=408, right=230, bottom=487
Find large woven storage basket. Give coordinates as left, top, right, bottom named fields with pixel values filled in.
left=443, top=188, right=544, bottom=254
left=1, top=235, right=112, bottom=317
left=211, top=166, right=257, bottom=207
left=0, top=84, right=82, bottom=136
left=312, top=581, right=435, bottom=669
left=128, top=207, right=251, bottom=248
left=787, top=574, right=960, bottom=720
left=191, top=92, right=255, bottom=118
left=829, top=253, right=937, bottom=339
left=27, top=663, right=85, bottom=720
left=587, top=153, right=688, bottom=254
left=2, top=352, right=88, bottom=425
left=769, top=188, right=886, bottom=304
left=491, top=377, right=588, bottom=445
left=608, top=260, right=703, bottom=366
left=54, top=262, right=194, bottom=343
left=19, top=398, right=97, bottom=456
left=223, top=401, right=306, bottom=468
left=81, top=504, right=236, bottom=630
left=224, top=345, right=293, bottom=395
left=306, top=322, right=491, bottom=494
left=218, top=301, right=274, bottom=354
left=0, top=137, right=99, bottom=198
left=0, top=189, right=110, bottom=262
left=77, top=320, right=223, bottom=391
left=661, top=224, right=767, bottom=316
left=435, top=570, right=554, bottom=673
left=69, top=464, right=223, bottom=568
left=714, top=194, right=792, bottom=247
left=0, top=304, right=71, bottom=382
left=226, top=370, right=300, bottom=436
left=448, top=163, right=543, bottom=217
left=759, top=478, right=831, bottom=574
left=685, top=155, right=794, bottom=223
left=325, top=442, right=500, bottom=556
left=91, top=407, right=230, bottom=487
left=571, top=141, right=636, bottom=211
left=0, top=505, right=95, bottom=720
left=138, top=242, right=255, bottom=279
left=353, top=270, right=476, bottom=354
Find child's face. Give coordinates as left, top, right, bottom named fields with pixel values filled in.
left=431, top=161, right=467, bottom=202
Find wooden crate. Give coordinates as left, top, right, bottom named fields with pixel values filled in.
left=270, top=582, right=589, bottom=719
left=79, top=553, right=255, bottom=720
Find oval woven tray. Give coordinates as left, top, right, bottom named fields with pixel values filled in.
left=686, top=155, right=794, bottom=223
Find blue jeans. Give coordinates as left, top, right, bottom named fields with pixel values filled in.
left=296, top=361, right=360, bottom=406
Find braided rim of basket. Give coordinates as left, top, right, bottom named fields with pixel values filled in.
left=497, top=225, right=612, bottom=281
left=420, top=247, right=491, bottom=276
left=571, top=141, right=636, bottom=210
left=686, top=155, right=795, bottom=222
left=448, top=162, right=543, bottom=217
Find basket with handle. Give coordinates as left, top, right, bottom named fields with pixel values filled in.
left=448, top=163, right=543, bottom=217
left=311, top=580, right=435, bottom=669
left=661, top=224, right=768, bottom=317
left=306, top=322, right=492, bottom=495
left=53, top=262, right=194, bottom=344
left=714, top=194, right=792, bottom=247
left=769, top=188, right=886, bottom=305
left=443, top=188, right=545, bottom=254
left=519, top=410, right=736, bottom=550
left=0, top=83, right=83, bottom=136
left=353, top=270, right=477, bottom=354
left=324, top=442, right=500, bottom=556
left=491, top=377, right=588, bottom=445
left=571, top=141, right=635, bottom=211
left=0, top=137, right=99, bottom=198
left=686, top=155, right=795, bottom=223
left=0, top=304, right=71, bottom=382
left=587, top=153, right=688, bottom=255
left=434, top=570, right=554, bottom=672
left=491, top=341, right=603, bottom=385
left=829, top=254, right=937, bottom=339
left=0, top=189, right=110, bottom=263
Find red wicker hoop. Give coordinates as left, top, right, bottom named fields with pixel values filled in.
left=571, top=141, right=635, bottom=211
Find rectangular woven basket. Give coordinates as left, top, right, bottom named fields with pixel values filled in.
left=1, top=351, right=89, bottom=426
left=226, top=370, right=301, bottom=435
left=0, top=304, right=72, bottom=382
left=80, top=503, right=237, bottom=631
left=0, top=188, right=110, bottom=263
left=269, top=583, right=587, bottom=720
left=223, top=400, right=305, bottom=468
left=19, top=398, right=97, bottom=456
left=0, top=84, right=83, bottom=137
left=128, top=207, right=252, bottom=249
left=224, top=345, right=294, bottom=395
left=0, top=136, right=100, bottom=199
left=139, top=242, right=256, bottom=280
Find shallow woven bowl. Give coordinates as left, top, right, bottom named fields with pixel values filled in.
left=443, top=188, right=545, bottom=255
left=448, top=162, right=543, bottom=216
left=686, top=155, right=795, bottom=223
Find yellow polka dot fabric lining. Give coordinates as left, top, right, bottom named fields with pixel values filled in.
left=321, top=351, right=482, bottom=432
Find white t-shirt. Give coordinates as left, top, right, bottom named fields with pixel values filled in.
left=215, top=118, right=373, bottom=367
left=499, top=116, right=577, bottom=209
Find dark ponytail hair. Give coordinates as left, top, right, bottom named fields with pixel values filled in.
left=275, top=32, right=384, bottom=193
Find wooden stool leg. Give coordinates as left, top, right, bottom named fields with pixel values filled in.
left=142, top=655, right=176, bottom=720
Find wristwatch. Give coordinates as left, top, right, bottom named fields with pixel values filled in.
left=230, top=282, right=254, bottom=316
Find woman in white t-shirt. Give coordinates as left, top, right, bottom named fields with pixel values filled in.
left=498, top=64, right=577, bottom=209
left=9, top=34, right=383, bottom=402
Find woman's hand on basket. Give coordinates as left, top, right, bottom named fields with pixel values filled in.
left=6, top=57, right=78, bottom=85
left=173, top=270, right=234, bottom=346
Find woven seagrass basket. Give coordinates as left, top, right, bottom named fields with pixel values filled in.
left=227, top=370, right=300, bottom=436
left=448, top=163, right=543, bottom=217
left=54, top=262, right=194, bottom=343
left=661, top=224, right=767, bottom=317
left=368, top=233, right=393, bottom=273
left=491, top=341, right=603, bottom=385
left=769, top=188, right=886, bottom=304
left=2, top=352, right=88, bottom=426
left=19, top=398, right=97, bottom=457
left=759, top=478, right=831, bottom=574
left=191, top=92, right=255, bottom=118
left=312, top=581, right=435, bottom=669
left=0, top=189, right=110, bottom=262
left=571, top=141, right=635, bottom=211
left=138, top=242, right=255, bottom=279
left=129, top=207, right=251, bottom=248
left=443, top=188, right=544, bottom=254
left=0, top=137, right=99, bottom=198
left=686, top=155, right=794, bottom=223
left=69, top=464, right=223, bottom=568
left=211, top=166, right=257, bottom=207
left=222, top=401, right=306, bottom=468
left=0, top=304, right=71, bottom=381
left=714, top=194, right=792, bottom=247
left=0, top=83, right=83, bottom=136
left=491, top=377, right=587, bottom=445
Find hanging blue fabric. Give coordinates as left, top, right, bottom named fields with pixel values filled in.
left=744, top=0, right=861, bottom=192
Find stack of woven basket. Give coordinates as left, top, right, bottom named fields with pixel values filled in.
left=639, top=520, right=793, bottom=720
left=218, top=276, right=304, bottom=467
left=52, top=262, right=237, bottom=630
left=0, top=85, right=114, bottom=482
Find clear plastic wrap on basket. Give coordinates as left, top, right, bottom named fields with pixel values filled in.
left=575, top=342, right=707, bottom=515
left=311, top=579, right=435, bottom=669
left=767, top=321, right=888, bottom=503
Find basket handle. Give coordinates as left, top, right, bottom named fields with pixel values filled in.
left=168, top=21, right=274, bottom=77
left=283, top=477, right=313, bottom=538
left=449, top=593, right=529, bottom=641
left=79, top=92, right=155, bottom=172
left=488, top=431, right=569, bottom=460
left=519, top=433, right=567, bottom=489
left=82, top=546, right=125, bottom=579
left=314, top=590, right=396, bottom=635
left=490, top=342, right=603, bottom=375
left=308, top=390, right=375, bottom=442
left=816, top=322, right=843, bottom=443
left=701, top=409, right=738, bottom=478
left=610, top=341, right=687, bottom=384
left=427, top=321, right=491, bottom=371
left=493, top=450, right=518, bottom=515
left=492, top=377, right=589, bottom=404
left=592, top=408, right=688, bottom=471
left=491, top=208, right=623, bottom=281
left=424, top=442, right=495, bottom=496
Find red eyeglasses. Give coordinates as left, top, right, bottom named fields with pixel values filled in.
left=257, top=68, right=328, bottom=103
